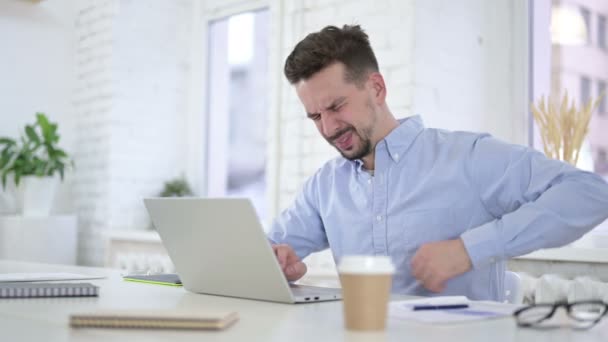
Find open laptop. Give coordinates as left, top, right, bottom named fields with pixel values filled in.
left=144, top=198, right=342, bottom=304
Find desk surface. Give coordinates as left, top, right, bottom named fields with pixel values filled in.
left=0, top=261, right=607, bottom=342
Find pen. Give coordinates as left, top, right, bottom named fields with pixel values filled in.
left=412, top=304, right=469, bottom=311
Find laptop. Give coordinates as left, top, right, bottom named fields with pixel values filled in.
left=144, top=197, right=342, bottom=304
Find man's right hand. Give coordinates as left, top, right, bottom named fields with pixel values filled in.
left=271, top=244, right=307, bottom=281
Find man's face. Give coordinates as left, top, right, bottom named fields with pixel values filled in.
left=295, top=63, right=378, bottom=161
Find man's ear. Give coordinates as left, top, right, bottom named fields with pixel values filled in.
left=368, top=72, right=387, bottom=104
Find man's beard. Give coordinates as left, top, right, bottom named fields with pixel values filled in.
left=326, top=126, right=373, bottom=161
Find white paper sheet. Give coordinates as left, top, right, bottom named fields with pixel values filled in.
left=389, top=296, right=520, bottom=324
left=0, top=273, right=107, bottom=282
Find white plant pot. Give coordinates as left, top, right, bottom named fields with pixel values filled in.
left=15, top=175, right=59, bottom=217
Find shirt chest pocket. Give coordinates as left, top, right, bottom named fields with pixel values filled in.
left=389, top=208, right=461, bottom=251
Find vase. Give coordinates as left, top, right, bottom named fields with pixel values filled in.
left=15, top=175, right=59, bottom=217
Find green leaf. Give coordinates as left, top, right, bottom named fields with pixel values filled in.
left=36, top=113, right=50, bottom=130
left=0, top=153, right=10, bottom=169
left=53, top=149, right=68, bottom=158
left=1, top=171, right=7, bottom=189
left=0, top=113, right=72, bottom=184
left=6, top=150, right=19, bottom=171
left=34, top=159, right=45, bottom=176
left=0, top=137, right=16, bottom=146
left=49, top=124, right=59, bottom=143
left=25, top=125, right=41, bottom=145
left=37, top=113, right=55, bottom=143
left=58, top=163, right=65, bottom=180
left=1, top=146, right=13, bottom=163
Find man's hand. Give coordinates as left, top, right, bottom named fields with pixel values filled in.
left=271, top=244, right=307, bottom=281
left=410, top=238, right=473, bottom=293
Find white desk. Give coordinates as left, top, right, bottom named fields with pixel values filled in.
left=0, top=261, right=607, bottom=342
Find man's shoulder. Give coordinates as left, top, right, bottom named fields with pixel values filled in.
left=419, top=126, right=489, bottom=147
left=303, top=156, right=352, bottom=182
left=317, top=155, right=353, bottom=175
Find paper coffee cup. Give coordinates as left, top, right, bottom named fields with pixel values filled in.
left=338, top=255, right=395, bottom=331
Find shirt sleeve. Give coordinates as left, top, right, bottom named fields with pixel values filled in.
left=460, top=134, right=608, bottom=269
left=267, top=172, right=329, bottom=260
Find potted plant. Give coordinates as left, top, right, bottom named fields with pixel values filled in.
left=144, top=176, right=193, bottom=231
left=159, top=177, right=194, bottom=197
left=0, top=113, right=72, bottom=216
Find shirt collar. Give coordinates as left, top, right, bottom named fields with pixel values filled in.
left=353, top=115, right=424, bottom=169
left=383, top=115, right=424, bottom=162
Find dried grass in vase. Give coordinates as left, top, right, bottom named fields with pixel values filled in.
left=531, top=91, right=604, bottom=165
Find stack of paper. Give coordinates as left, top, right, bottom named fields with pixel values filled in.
left=389, top=296, right=520, bottom=324
left=0, top=273, right=106, bottom=282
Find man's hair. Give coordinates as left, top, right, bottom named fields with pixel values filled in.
left=284, top=25, right=379, bottom=86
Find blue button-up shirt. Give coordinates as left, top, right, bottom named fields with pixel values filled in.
left=268, top=116, right=608, bottom=301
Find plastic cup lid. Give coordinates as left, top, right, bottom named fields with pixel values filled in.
left=337, top=255, right=395, bottom=275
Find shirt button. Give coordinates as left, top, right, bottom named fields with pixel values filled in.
left=367, top=179, right=372, bottom=184
left=394, top=153, right=399, bottom=160
left=376, top=215, right=382, bottom=222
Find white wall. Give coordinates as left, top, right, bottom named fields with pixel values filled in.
left=0, top=0, right=76, bottom=214
left=72, top=0, right=192, bottom=265
left=413, top=0, right=529, bottom=144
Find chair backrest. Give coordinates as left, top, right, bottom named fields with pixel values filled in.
left=504, top=271, right=523, bottom=304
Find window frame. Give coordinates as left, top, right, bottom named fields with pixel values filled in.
left=184, top=0, right=281, bottom=224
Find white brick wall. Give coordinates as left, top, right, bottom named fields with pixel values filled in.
left=73, top=0, right=116, bottom=266
left=412, top=0, right=528, bottom=144
left=74, top=0, right=191, bottom=265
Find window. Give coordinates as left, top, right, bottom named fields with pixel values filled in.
left=596, top=148, right=608, bottom=174
left=206, top=10, right=270, bottom=222
left=581, top=76, right=591, bottom=105
left=581, top=7, right=592, bottom=44
left=599, top=15, right=607, bottom=50
left=599, top=80, right=607, bottom=115
left=532, top=2, right=608, bottom=235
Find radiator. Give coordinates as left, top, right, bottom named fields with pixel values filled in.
left=113, top=252, right=175, bottom=274
left=519, top=272, right=608, bottom=304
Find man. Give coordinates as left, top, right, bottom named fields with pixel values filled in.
left=267, top=25, right=608, bottom=301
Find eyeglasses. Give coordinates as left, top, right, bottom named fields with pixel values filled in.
left=513, top=300, right=608, bottom=329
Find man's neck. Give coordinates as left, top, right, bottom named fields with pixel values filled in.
left=362, top=154, right=375, bottom=171
left=362, top=113, right=399, bottom=170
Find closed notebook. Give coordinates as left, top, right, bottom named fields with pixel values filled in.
left=123, top=273, right=182, bottom=286
left=70, top=310, right=239, bottom=330
left=0, top=282, right=99, bottom=298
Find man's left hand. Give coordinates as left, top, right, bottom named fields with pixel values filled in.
left=410, top=238, right=473, bottom=293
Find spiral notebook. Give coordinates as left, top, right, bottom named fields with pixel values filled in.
left=70, top=310, right=239, bottom=330
left=0, top=282, right=99, bottom=298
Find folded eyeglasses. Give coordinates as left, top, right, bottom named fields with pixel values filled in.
left=513, top=300, right=608, bottom=329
